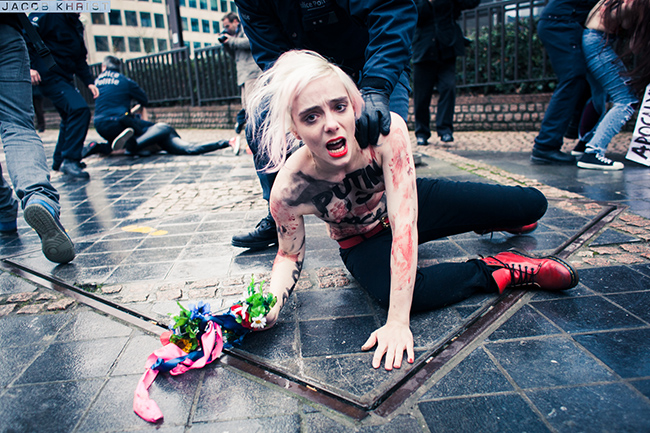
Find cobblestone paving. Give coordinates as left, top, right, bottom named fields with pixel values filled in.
left=0, top=129, right=648, bottom=432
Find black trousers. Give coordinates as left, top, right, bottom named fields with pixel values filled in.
left=340, top=179, right=548, bottom=312
left=413, top=58, right=457, bottom=140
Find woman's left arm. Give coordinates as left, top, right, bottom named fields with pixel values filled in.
left=361, top=114, right=419, bottom=370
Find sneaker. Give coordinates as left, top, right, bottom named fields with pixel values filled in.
left=60, top=159, right=90, bottom=179
left=232, top=213, right=278, bottom=249
left=234, top=122, right=244, bottom=134
left=0, top=219, right=17, bottom=233
left=577, top=153, right=624, bottom=170
left=229, top=136, right=241, bottom=155
left=81, top=141, right=111, bottom=158
left=416, top=137, right=428, bottom=146
left=112, top=127, right=135, bottom=151
left=23, top=199, right=75, bottom=264
left=440, top=133, right=454, bottom=143
left=571, top=140, right=587, bottom=156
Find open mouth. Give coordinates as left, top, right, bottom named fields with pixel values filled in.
left=326, top=138, right=348, bottom=158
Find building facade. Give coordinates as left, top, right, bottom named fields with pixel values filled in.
left=81, top=0, right=237, bottom=65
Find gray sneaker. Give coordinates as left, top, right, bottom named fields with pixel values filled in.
left=24, top=200, right=75, bottom=264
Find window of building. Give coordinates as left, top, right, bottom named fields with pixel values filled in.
left=178, top=0, right=185, bottom=6
left=152, top=0, right=162, bottom=3
left=108, top=10, right=122, bottom=25
left=143, top=38, right=155, bottom=53
left=91, top=13, right=105, bottom=25
left=212, top=21, right=220, bottom=33
left=125, top=10, right=138, bottom=26
left=210, top=0, right=218, bottom=11
left=129, top=37, right=142, bottom=52
left=193, top=42, right=202, bottom=49
left=230, top=1, right=236, bottom=12
left=199, top=0, right=207, bottom=9
left=201, top=19, right=210, bottom=33
left=181, top=17, right=188, bottom=31
left=220, top=0, right=227, bottom=11
left=154, top=13, right=165, bottom=28
left=191, top=18, right=199, bottom=32
left=140, top=12, right=152, bottom=27
left=112, top=36, right=126, bottom=52
left=157, top=39, right=168, bottom=51
left=188, top=0, right=196, bottom=7
left=94, top=36, right=109, bottom=52
left=204, top=42, right=211, bottom=47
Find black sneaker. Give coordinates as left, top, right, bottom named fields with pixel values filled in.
left=571, top=140, right=587, bottom=156
left=577, top=153, right=624, bottom=170
left=232, top=214, right=278, bottom=249
left=24, top=199, right=75, bottom=263
left=60, top=159, right=90, bottom=179
left=416, top=137, right=428, bottom=146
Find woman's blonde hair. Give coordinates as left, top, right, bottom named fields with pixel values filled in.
left=246, top=50, right=364, bottom=173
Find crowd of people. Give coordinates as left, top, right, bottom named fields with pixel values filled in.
left=0, top=0, right=648, bottom=370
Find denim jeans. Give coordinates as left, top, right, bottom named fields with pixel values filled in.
left=0, top=24, right=60, bottom=223
left=340, top=179, right=548, bottom=311
left=582, top=29, right=638, bottom=155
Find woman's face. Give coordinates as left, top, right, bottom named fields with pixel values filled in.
left=290, top=76, right=358, bottom=170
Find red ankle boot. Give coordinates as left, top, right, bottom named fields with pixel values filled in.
left=475, top=222, right=538, bottom=236
left=480, top=250, right=578, bottom=294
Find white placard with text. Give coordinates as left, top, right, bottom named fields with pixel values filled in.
left=626, top=84, right=650, bottom=166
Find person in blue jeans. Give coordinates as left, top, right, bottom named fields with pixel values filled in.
left=531, top=0, right=599, bottom=165
left=575, top=0, right=649, bottom=170
left=0, top=15, right=75, bottom=264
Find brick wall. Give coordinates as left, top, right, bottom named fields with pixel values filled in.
left=418, top=93, right=552, bottom=131
left=42, top=93, right=557, bottom=132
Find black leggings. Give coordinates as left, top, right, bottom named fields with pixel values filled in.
left=340, top=179, right=548, bottom=312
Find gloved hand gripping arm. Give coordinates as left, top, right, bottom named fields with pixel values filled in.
left=355, top=88, right=391, bottom=148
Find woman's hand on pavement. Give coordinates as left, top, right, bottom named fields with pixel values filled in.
left=362, top=321, right=414, bottom=370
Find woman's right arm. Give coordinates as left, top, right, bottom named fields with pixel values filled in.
left=260, top=197, right=306, bottom=328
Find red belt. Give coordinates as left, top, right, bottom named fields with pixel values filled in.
left=337, top=216, right=390, bottom=249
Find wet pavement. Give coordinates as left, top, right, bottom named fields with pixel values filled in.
left=0, top=128, right=649, bottom=432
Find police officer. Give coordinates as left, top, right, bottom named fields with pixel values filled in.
left=28, top=13, right=98, bottom=179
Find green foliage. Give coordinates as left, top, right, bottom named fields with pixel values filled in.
left=459, top=17, right=556, bottom=94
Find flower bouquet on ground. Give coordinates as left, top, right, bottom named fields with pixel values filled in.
left=134, top=276, right=276, bottom=423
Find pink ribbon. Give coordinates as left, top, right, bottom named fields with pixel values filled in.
left=133, top=321, right=224, bottom=423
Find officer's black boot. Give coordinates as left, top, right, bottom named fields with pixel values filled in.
left=231, top=212, right=278, bottom=250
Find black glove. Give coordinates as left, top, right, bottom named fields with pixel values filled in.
left=355, top=89, right=391, bottom=148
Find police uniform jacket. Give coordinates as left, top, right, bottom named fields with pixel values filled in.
left=234, top=0, right=417, bottom=94
left=27, top=13, right=94, bottom=86
left=93, top=69, right=148, bottom=123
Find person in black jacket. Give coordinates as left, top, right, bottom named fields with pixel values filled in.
left=412, top=0, right=478, bottom=145
left=230, top=0, right=418, bottom=250
left=530, top=0, right=599, bottom=165
left=27, top=13, right=98, bottom=179
left=0, top=14, right=75, bottom=264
